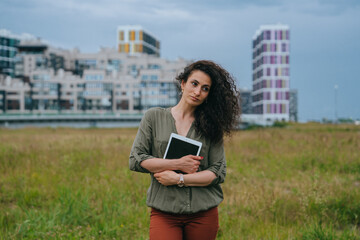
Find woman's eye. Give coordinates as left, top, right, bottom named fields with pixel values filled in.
left=192, top=82, right=198, bottom=86
left=202, top=87, right=209, bottom=92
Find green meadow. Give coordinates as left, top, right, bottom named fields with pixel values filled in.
left=0, top=123, right=359, bottom=239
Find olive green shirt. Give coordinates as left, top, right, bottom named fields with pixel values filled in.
left=129, top=107, right=226, bottom=214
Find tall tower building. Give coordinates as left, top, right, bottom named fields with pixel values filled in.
left=117, top=25, right=160, bottom=57
left=252, top=24, right=290, bottom=123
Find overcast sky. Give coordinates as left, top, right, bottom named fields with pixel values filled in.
left=1, top=0, right=359, bottom=121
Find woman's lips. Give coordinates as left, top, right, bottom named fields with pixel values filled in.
left=190, top=96, right=199, bottom=101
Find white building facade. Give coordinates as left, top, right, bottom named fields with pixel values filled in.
left=252, top=24, right=290, bottom=123
left=0, top=47, right=189, bottom=114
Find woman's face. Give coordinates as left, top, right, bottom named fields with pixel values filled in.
left=181, top=70, right=212, bottom=107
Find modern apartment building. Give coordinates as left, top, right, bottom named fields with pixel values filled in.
left=0, top=46, right=188, bottom=114
left=117, top=25, right=160, bottom=57
left=0, top=29, right=20, bottom=77
left=252, top=24, right=290, bottom=123
left=15, top=38, right=66, bottom=78
left=239, top=88, right=252, bottom=114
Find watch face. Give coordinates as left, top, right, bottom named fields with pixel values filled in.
left=178, top=174, right=184, bottom=187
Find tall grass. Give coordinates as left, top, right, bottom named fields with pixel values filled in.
left=0, top=123, right=359, bottom=239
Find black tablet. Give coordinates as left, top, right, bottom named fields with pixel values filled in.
left=163, top=133, right=202, bottom=159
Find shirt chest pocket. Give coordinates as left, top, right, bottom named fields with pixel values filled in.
left=153, top=139, right=168, bottom=158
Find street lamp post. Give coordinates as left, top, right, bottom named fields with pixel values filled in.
left=334, top=85, right=338, bottom=124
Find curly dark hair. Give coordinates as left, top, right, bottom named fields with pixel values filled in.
left=176, top=60, right=240, bottom=143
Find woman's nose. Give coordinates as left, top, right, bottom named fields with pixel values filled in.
left=194, top=87, right=201, bottom=95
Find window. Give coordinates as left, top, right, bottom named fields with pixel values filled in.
left=267, top=68, right=271, bottom=76
left=270, top=56, right=275, bottom=64
left=119, top=31, right=124, bottom=41
left=148, top=64, right=161, bottom=69
left=263, top=56, right=268, bottom=64
left=85, top=74, right=103, bottom=81
left=283, top=68, right=289, bottom=76
left=267, top=104, right=271, bottom=113
left=263, top=92, right=270, bottom=100
left=265, top=30, right=271, bottom=40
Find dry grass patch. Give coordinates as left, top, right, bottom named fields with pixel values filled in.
left=0, top=124, right=359, bottom=239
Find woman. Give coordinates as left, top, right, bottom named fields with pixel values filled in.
left=129, top=60, right=240, bottom=240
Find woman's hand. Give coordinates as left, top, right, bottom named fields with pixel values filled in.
left=178, top=155, right=202, bottom=174
left=154, top=170, right=179, bottom=186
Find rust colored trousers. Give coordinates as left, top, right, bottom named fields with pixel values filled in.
left=149, top=207, right=219, bottom=240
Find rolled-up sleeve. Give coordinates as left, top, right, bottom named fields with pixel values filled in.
left=206, top=140, right=226, bottom=185
left=129, top=111, right=155, bottom=173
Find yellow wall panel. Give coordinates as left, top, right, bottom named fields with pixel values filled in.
left=130, top=31, right=135, bottom=41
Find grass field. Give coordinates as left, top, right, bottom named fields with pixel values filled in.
left=0, top=123, right=359, bottom=239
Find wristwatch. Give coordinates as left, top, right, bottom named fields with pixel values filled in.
left=177, top=174, right=185, bottom=187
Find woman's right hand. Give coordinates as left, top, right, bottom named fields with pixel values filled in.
left=178, top=155, right=203, bottom=174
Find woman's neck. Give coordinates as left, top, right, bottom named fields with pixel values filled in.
left=172, top=99, right=196, bottom=120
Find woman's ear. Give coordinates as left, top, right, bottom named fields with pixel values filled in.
left=181, top=80, right=185, bottom=91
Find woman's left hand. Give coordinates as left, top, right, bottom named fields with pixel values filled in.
left=154, top=170, right=179, bottom=186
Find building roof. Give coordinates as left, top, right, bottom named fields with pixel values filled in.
left=252, top=24, right=289, bottom=39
